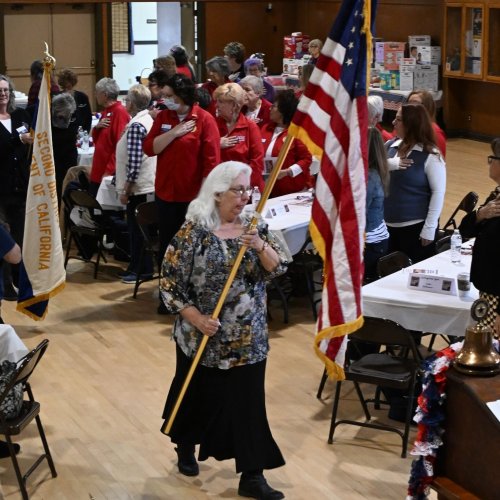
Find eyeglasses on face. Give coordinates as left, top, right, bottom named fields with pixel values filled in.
left=228, top=186, right=252, bottom=197
left=394, top=116, right=403, bottom=122
left=488, top=155, right=500, bottom=164
left=0, top=88, right=11, bottom=94
left=148, top=83, right=158, bottom=88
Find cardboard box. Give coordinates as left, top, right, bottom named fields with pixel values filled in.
left=399, top=71, right=414, bottom=91
left=408, top=35, right=431, bottom=48
left=282, top=58, right=305, bottom=76
left=284, top=34, right=303, bottom=59
left=375, top=42, right=385, bottom=64
left=413, top=64, right=439, bottom=91
left=416, top=46, right=441, bottom=65
left=383, top=42, right=407, bottom=70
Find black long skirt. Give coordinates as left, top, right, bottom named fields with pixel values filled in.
left=162, top=344, right=285, bottom=473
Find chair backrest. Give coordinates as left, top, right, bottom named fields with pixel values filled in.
left=68, top=189, right=107, bottom=229
left=442, top=191, right=479, bottom=232
left=135, top=201, right=159, bottom=244
left=376, top=251, right=412, bottom=278
left=435, top=235, right=452, bottom=254
left=349, top=317, right=420, bottom=361
left=135, top=201, right=158, bottom=227
left=0, top=339, right=49, bottom=405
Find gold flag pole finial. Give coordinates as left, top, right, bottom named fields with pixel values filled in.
left=43, top=42, right=56, bottom=69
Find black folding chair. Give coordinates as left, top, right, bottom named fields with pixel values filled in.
left=0, top=339, right=57, bottom=499
left=64, top=189, right=109, bottom=278
left=133, top=201, right=160, bottom=298
left=437, top=191, right=478, bottom=239
left=327, top=317, right=420, bottom=458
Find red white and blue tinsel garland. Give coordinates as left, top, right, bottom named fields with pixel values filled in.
left=406, top=338, right=499, bottom=499
left=406, top=343, right=462, bottom=500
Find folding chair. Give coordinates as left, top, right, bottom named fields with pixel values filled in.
left=0, top=339, right=57, bottom=499
left=133, top=201, right=160, bottom=298
left=437, top=191, right=478, bottom=239
left=376, top=251, right=412, bottom=278
left=64, top=189, right=109, bottom=278
left=328, top=317, right=420, bottom=458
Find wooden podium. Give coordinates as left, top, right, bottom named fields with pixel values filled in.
left=431, top=368, right=500, bottom=500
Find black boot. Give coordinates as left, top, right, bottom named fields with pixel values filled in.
left=174, top=444, right=199, bottom=476
left=238, top=471, right=284, bottom=499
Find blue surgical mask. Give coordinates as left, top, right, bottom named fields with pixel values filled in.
left=164, top=97, right=181, bottom=111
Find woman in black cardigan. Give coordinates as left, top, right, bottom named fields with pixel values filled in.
left=0, top=75, right=33, bottom=298
left=459, top=137, right=500, bottom=335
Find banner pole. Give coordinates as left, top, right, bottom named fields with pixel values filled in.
left=162, top=134, right=295, bottom=435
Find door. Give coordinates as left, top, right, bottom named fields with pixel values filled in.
left=3, top=3, right=96, bottom=103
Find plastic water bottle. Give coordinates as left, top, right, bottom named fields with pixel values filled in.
left=450, top=229, right=462, bottom=263
left=81, top=131, right=90, bottom=151
left=252, top=186, right=261, bottom=209
left=76, top=126, right=84, bottom=147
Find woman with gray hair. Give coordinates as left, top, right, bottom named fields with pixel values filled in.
left=160, top=160, right=287, bottom=499
left=201, top=56, right=231, bottom=117
left=89, top=77, right=130, bottom=195
left=0, top=75, right=33, bottom=300
left=367, top=95, right=392, bottom=142
left=115, top=84, right=157, bottom=283
left=51, top=93, right=78, bottom=202
left=244, top=56, right=275, bottom=103
left=239, top=75, right=272, bottom=128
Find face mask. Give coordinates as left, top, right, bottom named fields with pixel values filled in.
left=164, top=97, right=180, bottom=111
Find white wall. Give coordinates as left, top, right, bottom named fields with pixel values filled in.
left=113, top=2, right=181, bottom=92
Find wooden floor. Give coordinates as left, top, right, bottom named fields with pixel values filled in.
left=0, top=138, right=493, bottom=499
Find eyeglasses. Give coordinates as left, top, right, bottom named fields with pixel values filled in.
left=228, top=186, right=252, bottom=197
left=148, top=83, right=158, bottom=88
left=487, top=155, right=500, bottom=164
left=0, top=88, right=10, bottom=94
left=394, top=116, right=403, bottom=122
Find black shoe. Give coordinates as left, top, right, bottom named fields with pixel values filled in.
left=175, top=444, right=199, bottom=476
left=238, top=472, right=284, bottom=499
left=3, top=282, right=18, bottom=301
left=157, top=302, right=169, bottom=315
left=0, top=440, right=20, bottom=458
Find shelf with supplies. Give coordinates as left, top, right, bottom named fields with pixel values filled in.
left=443, top=1, right=500, bottom=83
left=368, top=87, right=443, bottom=111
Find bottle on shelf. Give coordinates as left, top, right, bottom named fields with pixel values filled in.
left=252, top=186, right=261, bottom=209
left=450, top=229, right=462, bottom=263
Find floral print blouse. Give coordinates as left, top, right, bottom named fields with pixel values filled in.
left=160, top=218, right=288, bottom=369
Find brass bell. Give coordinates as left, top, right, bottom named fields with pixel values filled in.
left=454, top=299, right=500, bottom=376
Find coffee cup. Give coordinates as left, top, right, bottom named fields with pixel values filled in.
left=457, top=272, right=471, bottom=296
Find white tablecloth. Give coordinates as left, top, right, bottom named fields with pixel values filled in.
left=77, top=146, right=95, bottom=167
left=96, top=175, right=125, bottom=211
left=261, top=192, right=312, bottom=257
left=363, top=249, right=478, bottom=337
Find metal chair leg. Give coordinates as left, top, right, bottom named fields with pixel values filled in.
left=317, top=367, right=328, bottom=399
left=5, top=434, right=29, bottom=500
left=35, top=414, right=57, bottom=477
left=353, top=381, right=371, bottom=421
left=328, top=381, right=342, bottom=444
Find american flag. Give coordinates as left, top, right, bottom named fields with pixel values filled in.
left=288, top=0, right=377, bottom=379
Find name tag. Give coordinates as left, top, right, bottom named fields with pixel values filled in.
left=407, top=271, right=457, bottom=295
left=161, top=124, right=172, bottom=132
left=16, top=125, right=28, bottom=134
left=234, top=135, right=245, bottom=143
left=264, top=203, right=290, bottom=219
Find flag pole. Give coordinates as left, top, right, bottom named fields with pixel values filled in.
left=162, top=134, right=295, bottom=435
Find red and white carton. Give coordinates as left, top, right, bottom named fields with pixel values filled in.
left=284, top=33, right=304, bottom=59
left=383, top=42, right=407, bottom=70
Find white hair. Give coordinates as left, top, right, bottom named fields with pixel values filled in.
left=367, top=95, right=384, bottom=124
left=239, top=75, right=264, bottom=95
left=186, top=161, right=252, bottom=230
left=95, top=77, right=120, bottom=100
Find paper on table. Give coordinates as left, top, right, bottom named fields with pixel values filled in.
left=486, top=400, right=500, bottom=423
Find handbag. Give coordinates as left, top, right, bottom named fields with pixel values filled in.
left=0, top=359, right=24, bottom=419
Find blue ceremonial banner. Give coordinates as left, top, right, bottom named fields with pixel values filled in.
left=17, top=55, right=65, bottom=320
